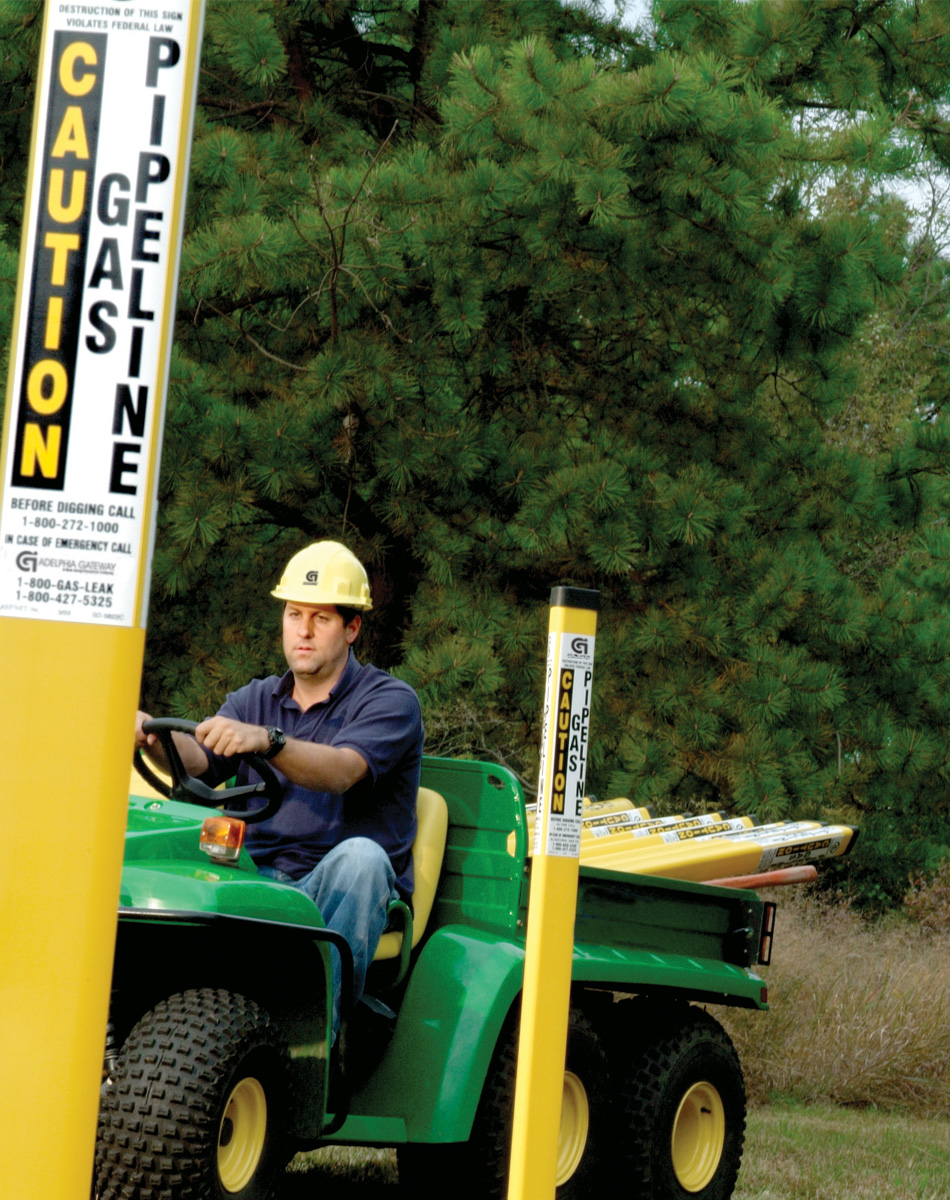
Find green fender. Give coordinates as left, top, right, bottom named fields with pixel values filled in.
left=345, top=925, right=765, bottom=1147
left=352, top=925, right=525, bottom=1143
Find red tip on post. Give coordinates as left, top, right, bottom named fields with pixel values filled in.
left=706, top=865, right=818, bottom=889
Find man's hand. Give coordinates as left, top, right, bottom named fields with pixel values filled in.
left=196, top=715, right=270, bottom=758
left=134, top=709, right=154, bottom=751
left=135, top=709, right=211, bottom=777
left=196, top=715, right=368, bottom=793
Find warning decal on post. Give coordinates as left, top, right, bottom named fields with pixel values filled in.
left=0, top=3, right=202, bottom=628
left=533, top=629, right=595, bottom=859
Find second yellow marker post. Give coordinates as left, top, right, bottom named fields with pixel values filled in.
left=507, top=586, right=599, bottom=1200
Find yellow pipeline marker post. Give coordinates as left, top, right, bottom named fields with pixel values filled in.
left=583, top=806, right=725, bottom=829
left=583, top=796, right=647, bottom=817
left=0, top=6, right=204, bottom=1198
left=581, top=809, right=737, bottom=841
left=579, top=815, right=757, bottom=860
left=508, top=587, right=598, bottom=1200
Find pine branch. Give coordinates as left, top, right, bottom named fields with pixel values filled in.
left=204, top=301, right=308, bottom=373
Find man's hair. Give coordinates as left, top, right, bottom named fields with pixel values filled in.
left=336, top=605, right=360, bottom=628
left=281, top=601, right=362, bottom=628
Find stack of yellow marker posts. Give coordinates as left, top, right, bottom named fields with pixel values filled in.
left=525, top=796, right=859, bottom=882
left=583, top=819, right=859, bottom=882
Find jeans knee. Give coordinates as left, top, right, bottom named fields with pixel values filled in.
left=320, top=837, right=395, bottom=892
left=331, top=836, right=390, bottom=872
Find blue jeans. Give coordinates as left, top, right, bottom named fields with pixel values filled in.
left=257, top=837, right=398, bottom=1041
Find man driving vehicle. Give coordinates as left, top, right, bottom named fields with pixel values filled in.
left=135, top=540, right=424, bottom=1039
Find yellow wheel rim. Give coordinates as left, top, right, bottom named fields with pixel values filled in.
left=556, top=1070, right=590, bottom=1186
left=218, top=1076, right=268, bottom=1193
left=670, top=1081, right=726, bottom=1193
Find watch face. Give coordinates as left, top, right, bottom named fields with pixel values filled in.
left=265, top=727, right=285, bottom=757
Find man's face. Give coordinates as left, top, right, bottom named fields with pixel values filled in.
left=282, top=602, right=360, bottom=681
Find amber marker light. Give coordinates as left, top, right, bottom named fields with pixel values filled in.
left=199, top=816, right=246, bottom=863
left=758, top=901, right=777, bottom=966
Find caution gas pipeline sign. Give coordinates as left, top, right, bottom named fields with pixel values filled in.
left=0, top=3, right=201, bottom=629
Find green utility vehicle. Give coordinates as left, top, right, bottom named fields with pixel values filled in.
left=95, top=720, right=775, bottom=1200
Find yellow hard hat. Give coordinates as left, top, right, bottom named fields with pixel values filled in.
left=271, top=541, right=373, bottom=610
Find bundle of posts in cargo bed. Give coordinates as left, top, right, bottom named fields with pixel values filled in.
left=526, top=798, right=858, bottom=889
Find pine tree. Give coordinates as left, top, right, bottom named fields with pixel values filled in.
left=3, top=0, right=950, bottom=904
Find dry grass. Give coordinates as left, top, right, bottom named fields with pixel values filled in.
left=714, top=889, right=950, bottom=1111
left=905, top=857, right=950, bottom=934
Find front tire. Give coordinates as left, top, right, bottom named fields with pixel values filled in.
left=96, top=988, right=290, bottom=1200
left=617, top=1003, right=746, bottom=1200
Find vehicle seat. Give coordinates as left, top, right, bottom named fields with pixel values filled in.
left=372, top=786, right=448, bottom=985
left=129, top=762, right=168, bottom=800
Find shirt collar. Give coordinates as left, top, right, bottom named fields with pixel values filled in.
left=272, top=651, right=362, bottom=709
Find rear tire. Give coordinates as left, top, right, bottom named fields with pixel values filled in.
left=398, top=1004, right=610, bottom=1199
left=96, top=988, right=290, bottom=1200
left=616, top=1003, right=746, bottom=1200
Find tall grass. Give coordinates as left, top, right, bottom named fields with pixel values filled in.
left=714, top=889, right=950, bottom=1111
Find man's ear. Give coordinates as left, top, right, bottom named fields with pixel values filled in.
left=345, top=614, right=362, bottom=645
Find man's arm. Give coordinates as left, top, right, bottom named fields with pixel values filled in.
left=135, top=709, right=211, bottom=778
left=195, top=714, right=369, bottom=795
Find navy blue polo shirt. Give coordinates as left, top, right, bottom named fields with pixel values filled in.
left=204, top=653, right=423, bottom=901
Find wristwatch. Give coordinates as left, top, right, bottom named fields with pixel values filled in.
left=262, top=726, right=286, bottom=759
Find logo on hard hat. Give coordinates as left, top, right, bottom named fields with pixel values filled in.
left=16, top=550, right=39, bottom=572
left=304, top=570, right=320, bottom=584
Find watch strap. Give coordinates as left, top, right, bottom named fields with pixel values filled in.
left=262, top=726, right=285, bottom=759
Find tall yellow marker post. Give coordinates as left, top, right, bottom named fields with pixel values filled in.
left=0, top=5, right=204, bottom=1197
left=508, top=587, right=599, bottom=1200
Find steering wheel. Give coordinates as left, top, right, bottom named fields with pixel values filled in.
left=134, top=717, right=283, bottom=824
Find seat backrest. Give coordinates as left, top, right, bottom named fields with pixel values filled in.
left=405, top=786, right=449, bottom=946
left=128, top=760, right=229, bottom=801
left=374, top=786, right=448, bottom=959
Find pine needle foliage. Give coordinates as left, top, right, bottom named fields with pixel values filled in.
left=3, top=0, right=950, bottom=904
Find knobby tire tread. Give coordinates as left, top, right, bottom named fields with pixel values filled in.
left=615, top=1001, right=746, bottom=1200
left=95, top=987, right=288, bottom=1200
